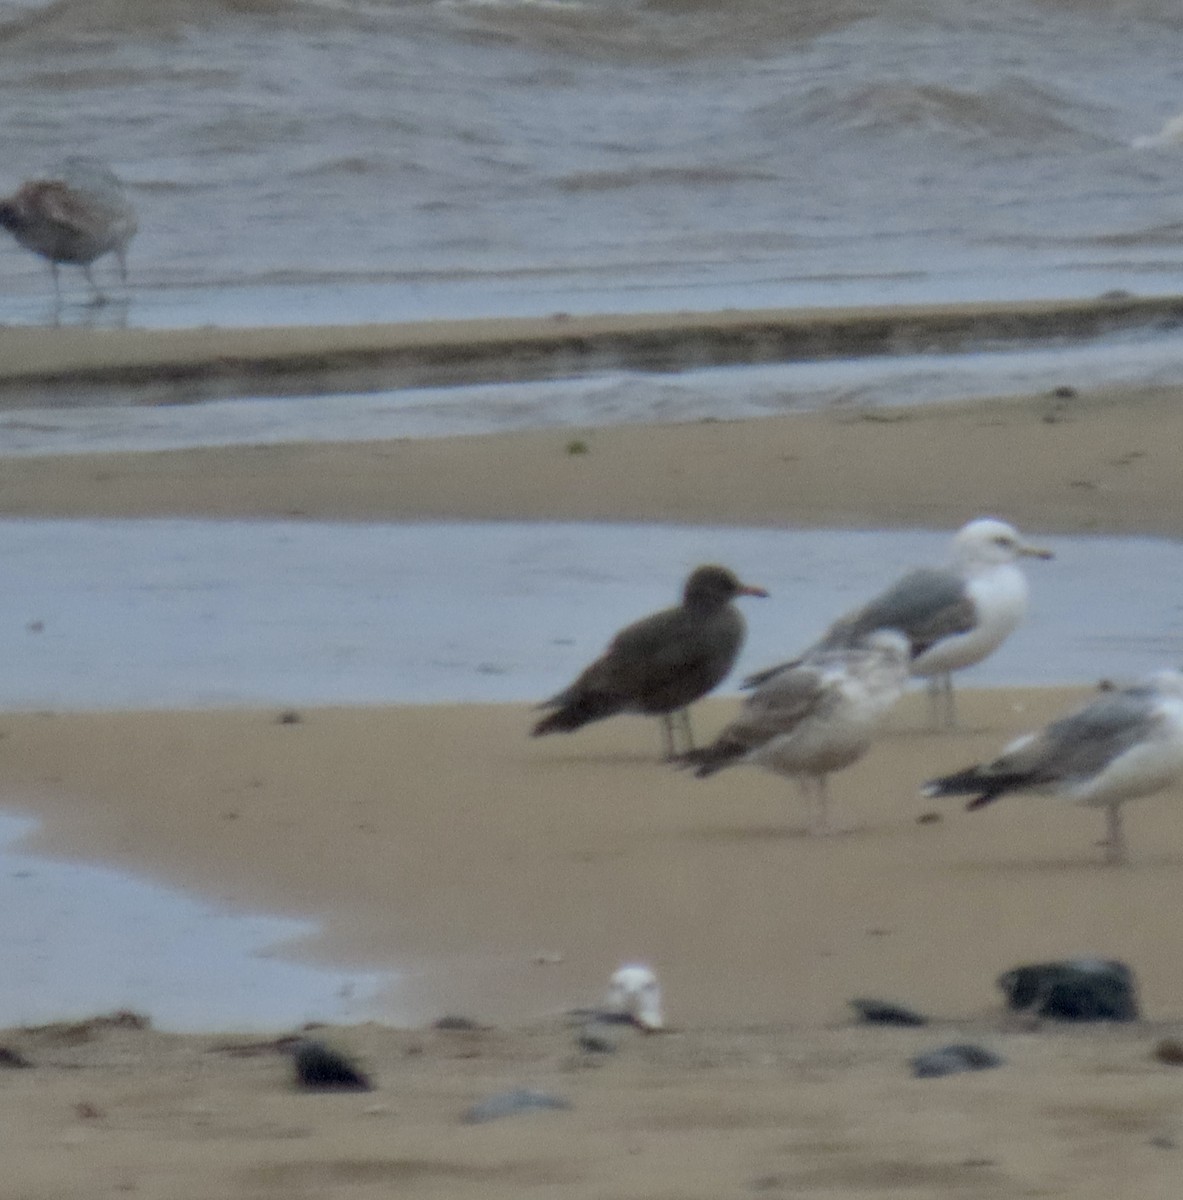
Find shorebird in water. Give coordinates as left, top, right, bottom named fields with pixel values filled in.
left=0, top=158, right=137, bottom=304
left=532, top=564, right=768, bottom=760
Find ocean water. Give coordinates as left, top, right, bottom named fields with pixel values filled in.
left=2, top=0, right=1183, bottom=326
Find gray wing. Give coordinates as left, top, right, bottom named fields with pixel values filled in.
left=819, top=567, right=976, bottom=656
left=720, top=663, right=836, bottom=754
left=992, top=692, right=1163, bottom=784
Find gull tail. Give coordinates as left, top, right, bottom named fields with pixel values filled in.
left=675, top=737, right=748, bottom=778
left=531, top=692, right=623, bottom=737
left=922, top=766, right=1024, bottom=811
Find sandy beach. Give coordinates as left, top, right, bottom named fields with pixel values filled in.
left=2, top=366, right=1183, bottom=1198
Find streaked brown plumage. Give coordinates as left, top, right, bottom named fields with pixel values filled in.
left=532, top=564, right=768, bottom=759
left=0, top=159, right=137, bottom=302
left=680, top=631, right=911, bottom=835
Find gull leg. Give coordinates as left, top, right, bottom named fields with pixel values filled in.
left=82, top=263, right=107, bottom=306
left=942, top=674, right=958, bottom=731
left=814, top=775, right=832, bottom=836
left=659, top=714, right=676, bottom=762
left=926, top=677, right=941, bottom=730
left=798, top=775, right=831, bottom=836
left=47, top=262, right=64, bottom=326
left=794, top=778, right=813, bottom=835
left=116, top=245, right=129, bottom=286
left=927, top=673, right=957, bottom=731
left=678, top=708, right=695, bottom=754
left=1103, top=804, right=1126, bottom=866
left=661, top=709, right=694, bottom=759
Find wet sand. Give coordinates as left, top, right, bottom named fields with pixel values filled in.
left=2, top=371, right=1183, bottom=1197
left=2, top=382, right=1182, bottom=535
left=4, top=689, right=1183, bottom=1026
left=2, top=296, right=1181, bottom=403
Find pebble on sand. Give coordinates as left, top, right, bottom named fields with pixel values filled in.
left=848, top=998, right=929, bottom=1027
left=911, top=1044, right=1004, bottom=1079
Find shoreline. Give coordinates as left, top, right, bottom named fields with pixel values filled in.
left=2, top=294, right=1181, bottom=406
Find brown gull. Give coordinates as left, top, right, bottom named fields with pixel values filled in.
left=532, top=564, right=768, bottom=760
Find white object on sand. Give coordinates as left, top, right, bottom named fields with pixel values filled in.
left=607, top=964, right=664, bottom=1030
left=687, top=630, right=911, bottom=834
left=924, top=669, right=1183, bottom=865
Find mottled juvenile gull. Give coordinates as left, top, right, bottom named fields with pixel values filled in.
left=747, top=517, right=1053, bottom=730
left=0, top=158, right=137, bottom=302
left=923, top=670, right=1183, bottom=865
left=532, top=564, right=768, bottom=760
left=682, top=630, right=910, bottom=835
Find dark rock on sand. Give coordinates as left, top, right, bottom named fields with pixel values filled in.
left=290, top=1039, right=373, bottom=1092
left=432, top=1015, right=486, bottom=1031
left=998, top=959, right=1139, bottom=1022
left=1153, top=1038, right=1183, bottom=1065
left=911, top=1043, right=1004, bottom=1078
left=0, top=1046, right=32, bottom=1068
left=849, top=998, right=928, bottom=1027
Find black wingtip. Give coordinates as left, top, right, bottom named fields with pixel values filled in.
left=925, top=763, right=1018, bottom=811
left=965, top=792, right=1002, bottom=811
left=531, top=706, right=572, bottom=737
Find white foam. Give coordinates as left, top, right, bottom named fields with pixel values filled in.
left=1133, top=112, right=1183, bottom=148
